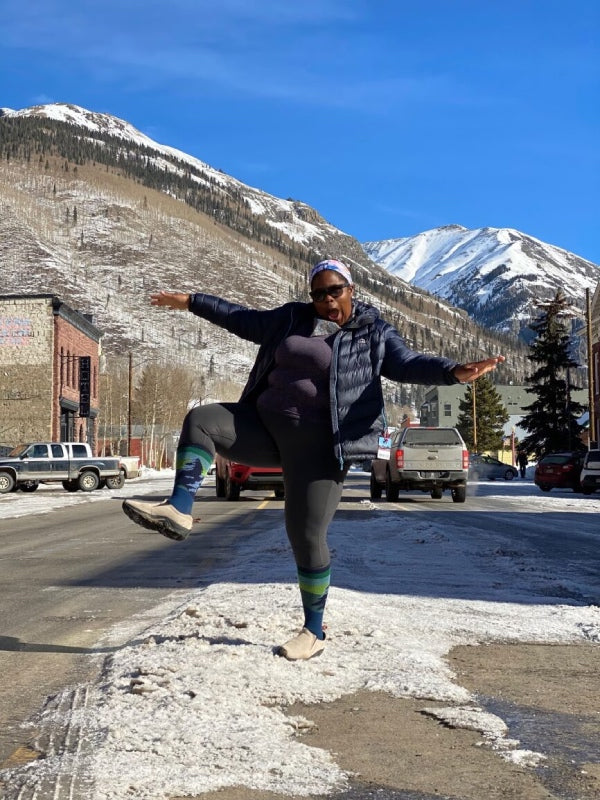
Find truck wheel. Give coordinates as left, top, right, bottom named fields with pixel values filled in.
left=105, top=470, right=126, bottom=490
left=225, top=472, right=240, bottom=501
left=62, top=479, right=79, bottom=492
left=274, top=488, right=285, bottom=499
left=215, top=474, right=226, bottom=498
left=19, top=481, right=39, bottom=493
left=430, top=487, right=443, bottom=499
left=451, top=486, right=467, bottom=503
left=385, top=471, right=400, bottom=502
left=78, top=471, right=100, bottom=492
left=370, top=471, right=382, bottom=500
left=0, top=471, right=15, bottom=493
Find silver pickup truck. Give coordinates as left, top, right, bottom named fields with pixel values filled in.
left=370, top=426, right=469, bottom=503
left=0, top=442, right=124, bottom=493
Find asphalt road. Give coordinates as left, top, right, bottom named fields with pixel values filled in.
left=0, top=479, right=285, bottom=765
left=1, top=473, right=599, bottom=788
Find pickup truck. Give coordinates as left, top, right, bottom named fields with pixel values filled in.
left=0, top=442, right=126, bottom=493
left=118, top=455, right=142, bottom=480
left=370, top=426, right=469, bottom=503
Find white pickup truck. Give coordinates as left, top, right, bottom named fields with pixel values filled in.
left=370, top=426, right=469, bottom=503
left=0, top=442, right=137, bottom=493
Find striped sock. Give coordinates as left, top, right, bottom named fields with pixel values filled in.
left=169, top=444, right=213, bottom=515
left=297, top=564, right=331, bottom=639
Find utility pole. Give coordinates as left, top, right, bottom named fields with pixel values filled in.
left=128, top=352, right=133, bottom=457
left=472, top=380, right=478, bottom=453
left=586, top=288, right=596, bottom=447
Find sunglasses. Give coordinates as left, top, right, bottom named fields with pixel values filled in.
left=309, top=283, right=350, bottom=302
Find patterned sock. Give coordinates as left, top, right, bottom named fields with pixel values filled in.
left=297, top=564, right=331, bottom=640
left=169, top=444, right=213, bottom=515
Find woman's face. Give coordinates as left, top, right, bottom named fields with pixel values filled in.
left=310, top=270, right=354, bottom=325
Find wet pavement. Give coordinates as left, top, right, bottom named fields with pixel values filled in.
left=481, top=695, right=599, bottom=800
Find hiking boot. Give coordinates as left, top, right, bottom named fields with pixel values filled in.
left=122, top=499, right=193, bottom=541
left=277, top=628, right=326, bottom=661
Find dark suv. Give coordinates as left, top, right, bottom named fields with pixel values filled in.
left=534, top=451, right=585, bottom=492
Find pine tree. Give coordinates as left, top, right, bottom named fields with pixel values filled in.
left=519, top=291, right=584, bottom=457
left=456, top=375, right=509, bottom=452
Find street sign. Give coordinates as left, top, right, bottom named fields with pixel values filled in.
left=79, top=356, right=91, bottom=417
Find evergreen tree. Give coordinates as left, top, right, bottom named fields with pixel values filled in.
left=456, top=375, right=509, bottom=452
left=519, top=291, right=584, bottom=457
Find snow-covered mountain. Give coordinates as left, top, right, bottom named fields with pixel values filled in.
left=363, top=225, right=600, bottom=340
left=0, top=104, right=530, bottom=410
left=0, top=103, right=344, bottom=247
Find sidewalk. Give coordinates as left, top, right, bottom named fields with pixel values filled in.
left=177, top=642, right=599, bottom=800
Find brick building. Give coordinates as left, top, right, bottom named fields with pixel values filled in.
left=0, top=294, right=103, bottom=451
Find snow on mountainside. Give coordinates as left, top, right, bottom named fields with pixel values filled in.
left=1, top=103, right=338, bottom=247
left=0, top=104, right=531, bottom=408
left=363, top=225, right=600, bottom=339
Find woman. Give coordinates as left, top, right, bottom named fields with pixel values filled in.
left=123, top=259, right=504, bottom=660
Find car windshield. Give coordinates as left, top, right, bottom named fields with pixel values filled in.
left=585, top=451, right=600, bottom=465
left=402, top=429, right=462, bottom=446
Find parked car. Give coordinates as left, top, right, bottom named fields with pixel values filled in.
left=0, top=441, right=124, bottom=493
left=468, top=454, right=518, bottom=481
left=579, top=449, right=600, bottom=495
left=370, top=426, right=469, bottom=503
left=534, top=451, right=585, bottom=492
left=349, top=460, right=372, bottom=472
left=214, top=455, right=284, bottom=501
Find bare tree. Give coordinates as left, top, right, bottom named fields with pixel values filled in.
left=97, top=356, right=129, bottom=454
left=133, top=363, right=203, bottom=467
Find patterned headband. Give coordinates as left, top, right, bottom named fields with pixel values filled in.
left=309, top=259, right=353, bottom=285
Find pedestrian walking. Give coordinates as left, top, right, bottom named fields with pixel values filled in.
left=517, top=449, right=528, bottom=479
left=122, top=259, right=504, bottom=659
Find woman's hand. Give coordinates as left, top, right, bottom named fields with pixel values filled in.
left=150, top=291, right=191, bottom=311
left=453, top=355, right=505, bottom=383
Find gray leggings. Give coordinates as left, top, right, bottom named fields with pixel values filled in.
left=181, top=403, right=347, bottom=570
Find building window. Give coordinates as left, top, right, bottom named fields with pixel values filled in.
left=444, top=403, right=452, bottom=417
left=60, top=409, right=75, bottom=441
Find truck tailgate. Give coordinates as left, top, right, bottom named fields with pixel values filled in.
left=403, top=445, right=464, bottom=472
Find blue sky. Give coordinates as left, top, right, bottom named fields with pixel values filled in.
left=3, top=1, right=599, bottom=263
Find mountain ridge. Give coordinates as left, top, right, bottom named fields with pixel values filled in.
left=363, top=225, right=599, bottom=342
left=1, top=103, right=533, bottom=414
